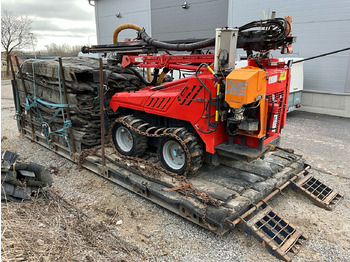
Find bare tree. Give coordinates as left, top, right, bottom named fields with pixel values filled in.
left=42, top=43, right=83, bottom=57
left=1, top=9, right=34, bottom=76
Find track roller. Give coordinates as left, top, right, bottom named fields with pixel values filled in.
left=158, top=128, right=203, bottom=174
left=111, top=115, right=148, bottom=156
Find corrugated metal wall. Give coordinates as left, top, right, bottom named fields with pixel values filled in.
left=95, top=0, right=151, bottom=44
left=151, top=0, right=228, bottom=40
left=229, top=0, right=350, bottom=95
left=94, top=0, right=350, bottom=96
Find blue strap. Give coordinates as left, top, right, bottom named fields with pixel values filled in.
left=36, top=98, right=69, bottom=108
left=51, top=120, right=72, bottom=135
left=24, top=96, right=37, bottom=111
left=48, top=107, right=64, bottom=125
left=24, top=60, right=73, bottom=153
left=49, top=120, right=72, bottom=152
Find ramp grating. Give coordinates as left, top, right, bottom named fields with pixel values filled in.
left=292, top=174, right=343, bottom=210
left=242, top=203, right=307, bottom=262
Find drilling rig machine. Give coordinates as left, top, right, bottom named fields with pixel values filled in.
left=83, top=17, right=295, bottom=175
left=11, top=16, right=343, bottom=261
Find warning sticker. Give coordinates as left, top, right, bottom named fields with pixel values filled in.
left=268, top=75, right=278, bottom=84
left=279, top=72, right=287, bottom=81
left=135, top=57, right=143, bottom=62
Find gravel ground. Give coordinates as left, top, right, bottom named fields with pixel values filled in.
left=2, top=79, right=350, bottom=261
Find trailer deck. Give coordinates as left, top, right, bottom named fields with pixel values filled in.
left=20, top=124, right=315, bottom=261
left=10, top=56, right=343, bottom=261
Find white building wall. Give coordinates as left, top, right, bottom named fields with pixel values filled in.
left=95, top=0, right=151, bottom=44
left=228, top=0, right=350, bottom=117
left=93, top=0, right=350, bottom=117
left=150, top=0, right=228, bottom=40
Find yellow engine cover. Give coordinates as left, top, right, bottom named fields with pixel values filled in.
left=225, top=67, right=267, bottom=108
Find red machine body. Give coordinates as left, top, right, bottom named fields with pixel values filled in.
left=110, top=67, right=225, bottom=154
left=110, top=55, right=291, bottom=159
left=236, top=58, right=291, bottom=150
left=96, top=17, right=296, bottom=164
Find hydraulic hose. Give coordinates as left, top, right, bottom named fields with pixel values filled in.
left=128, top=67, right=160, bottom=86
left=194, top=63, right=217, bottom=132
left=147, top=66, right=152, bottom=82
left=156, top=68, right=170, bottom=84
left=113, top=24, right=143, bottom=44
left=138, top=30, right=215, bottom=51
left=112, top=24, right=154, bottom=82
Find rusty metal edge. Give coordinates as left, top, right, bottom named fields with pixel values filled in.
left=99, top=58, right=106, bottom=167
left=226, top=165, right=311, bottom=228
left=9, top=57, right=24, bottom=133
left=15, top=56, right=36, bottom=140
left=58, top=57, right=76, bottom=154
left=20, top=127, right=228, bottom=235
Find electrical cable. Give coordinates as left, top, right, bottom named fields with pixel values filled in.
left=138, top=18, right=290, bottom=52
left=194, top=63, right=217, bottom=132
left=245, top=100, right=260, bottom=110
left=293, top=47, right=350, bottom=64
left=238, top=18, right=294, bottom=52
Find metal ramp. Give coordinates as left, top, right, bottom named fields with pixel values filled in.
left=241, top=202, right=307, bottom=262
left=291, top=173, right=343, bottom=210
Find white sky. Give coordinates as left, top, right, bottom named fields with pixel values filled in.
left=1, top=0, right=97, bottom=52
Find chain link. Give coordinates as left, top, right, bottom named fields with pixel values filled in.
left=109, top=116, right=192, bottom=178
left=108, top=115, right=222, bottom=224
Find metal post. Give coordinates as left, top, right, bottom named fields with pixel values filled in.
left=15, top=56, right=36, bottom=140
left=99, top=58, right=106, bottom=167
left=9, top=57, right=24, bottom=133
left=58, top=57, right=76, bottom=154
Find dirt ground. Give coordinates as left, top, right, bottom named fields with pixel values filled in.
left=1, top=79, right=350, bottom=261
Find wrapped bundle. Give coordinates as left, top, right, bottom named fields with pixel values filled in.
left=15, top=57, right=145, bottom=152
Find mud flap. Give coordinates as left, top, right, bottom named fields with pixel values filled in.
left=240, top=202, right=307, bottom=262
left=291, top=173, right=343, bottom=210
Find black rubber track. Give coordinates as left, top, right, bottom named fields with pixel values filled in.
left=1, top=182, right=36, bottom=201
left=112, top=115, right=148, bottom=156
left=158, top=127, right=203, bottom=174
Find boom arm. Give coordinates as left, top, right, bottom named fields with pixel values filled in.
left=82, top=18, right=295, bottom=56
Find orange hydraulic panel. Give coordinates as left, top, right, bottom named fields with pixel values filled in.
left=225, top=67, right=267, bottom=109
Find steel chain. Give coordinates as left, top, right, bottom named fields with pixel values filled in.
left=109, top=116, right=192, bottom=179
left=78, top=146, right=99, bottom=171
left=108, top=115, right=222, bottom=226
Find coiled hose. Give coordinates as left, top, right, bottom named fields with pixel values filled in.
left=138, top=30, right=215, bottom=51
